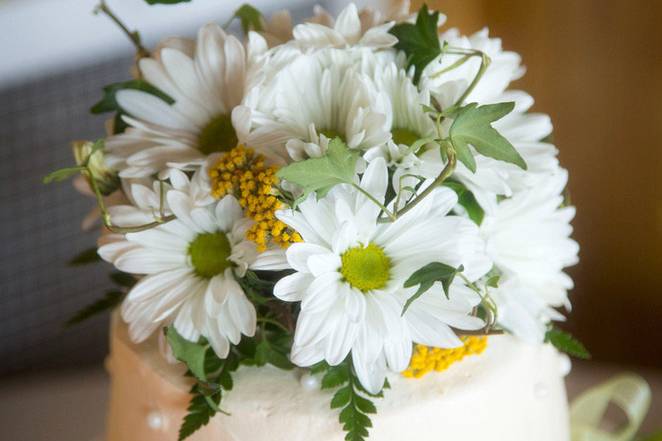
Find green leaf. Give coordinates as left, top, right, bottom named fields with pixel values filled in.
left=178, top=387, right=220, bottom=441
left=390, top=4, right=442, bottom=83
left=91, top=80, right=174, bottom=114
left=485, top=275, right=500, bottom=288
left=545, top=327, right=591, bottom=360
left=353, top=395, right=377, bottom=414
left=310, top=361, right=330, bottom=375
left=320, top=358, right=384, bottom=441
left=443, top=180, right=485, bottom=225
left=234, top=4, right=264, bottom=34
left=166, top=326, right=208, bottom=381
left=43, top=166, right=85, bottom=184
left=402, top=262, right=463, bottom=314
left=331, top=386, right=352, bottom=409
left=449, top=102, right=527, bottom=170
left=321, top=364, right=350, bottom=389
left=145, top=0, right=191, bottom=5
left=276, top=138, right=359, bottom=201
left=452, top=137, right=477, bottom=172
left=68, top=247, right=101, bottom=266
left=65, top=291, right=124, bottom=326
left=254, top=339, right=294, bottom=370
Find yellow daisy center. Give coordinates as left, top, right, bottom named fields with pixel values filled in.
left=340, top=243, right=391, bottom=292
left=198, top=114, right=238, bottom=155
left=391, top=128, right=420, bottom=146
left=188, top=232, right=233, bottom=278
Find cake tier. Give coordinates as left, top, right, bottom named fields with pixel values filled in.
left=106, top=313, right=571, bottom=441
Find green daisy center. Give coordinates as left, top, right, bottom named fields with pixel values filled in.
left=188, top=232, right=233, bottom=278
left=319, top=128, right=343, bottom=141
left=198, top=114, right=238, bottom=155
left=340, top=243, right=391, bottom=293
left=391, top=128, right=420, bottom=146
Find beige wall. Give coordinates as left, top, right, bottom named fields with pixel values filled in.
left=420, top=0, right=662, bottom=367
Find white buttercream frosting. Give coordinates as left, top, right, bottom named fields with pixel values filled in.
left=105, top=313, right=571, bottom=441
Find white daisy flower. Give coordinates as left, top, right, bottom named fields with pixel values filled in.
left=273, top=158, right=491, bottom=392
left=105, top=24, right=253, bottom=178
left=106, top=169, right=213, bottom=228
left=480, top=170, right=579, bottom=341
left=245, top=49, right=391, bottom=163
left=98, top=192, right=288, bottom=358
left=488, top=277, right=566, bottom=343
left=363, top=60, right=436, bottom=173
left=292, top=3, right=398, bottom=49
left=413, top=28, right=559, bottom=213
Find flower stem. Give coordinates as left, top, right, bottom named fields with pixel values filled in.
left=428, top=47, right=492, bottom=109
left=84, top=148, right=175, bottom=233
left=94, top=0, right=149, bottom=59
left=392, top=144, right=456, bottom=220
left=351, top=183, right=397, bottom=222
left=257, top=317, right=290, bottom=333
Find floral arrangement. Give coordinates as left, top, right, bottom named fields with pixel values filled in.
left=47, top=1, right=588, bottom=439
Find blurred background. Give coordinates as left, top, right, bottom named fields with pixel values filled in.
left=0, top=0, right=661, bottom=439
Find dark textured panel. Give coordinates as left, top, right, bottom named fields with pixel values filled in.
left=0, top=56, right=134, bottom=375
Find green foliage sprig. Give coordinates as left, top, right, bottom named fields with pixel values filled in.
left=314, top=359, right=387, bottom=441
left=276, top=138, right=360, bottom=202
left=447, top=102, right=526, bottom=172
left=64, top=250, right=136, bottom=327
left=65, top=290, right=124, bottom=326
left=166, top=269, right=295, bottom=441
left=402, top=262, right=463, bottom=314
left=166, top=326, right=240, bottom=440
left=389, top=4, right=442, bottom=84
left=545, top=326, right=591, bottom=359
left=224, top=4, right=264, bottom=34
left=442, top=180, right=485, bottom=225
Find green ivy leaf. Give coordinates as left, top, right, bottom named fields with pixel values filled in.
left=91, top=80, right=174, bottom=114
left=485, top=275, right=500, bottom=288
left=545, top=327, right=591, bottom=360
left=145, top=0, right=191, bottom=5
left=65, top=291, right=124, bottom=327
left=178, top=386, right=221, bottom=441
left=402, top=262, right=463, bottom=314
left=234, top=4, right=264, bottom=34
left=443, top=180, right=485, bottom=225
left=68, top=247, right=101, bottom=266
left=449, top=102, right=527, bottom=171
left=276, top=138, right=359, bottom=201
left=165, top=326, right=208, bottom=381
left=390, top=4, right=441, bottom=83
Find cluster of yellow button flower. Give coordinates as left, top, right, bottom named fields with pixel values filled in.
left=208, top=145, right=302, bottom=251
left=402, top=337, right=488, bottom=378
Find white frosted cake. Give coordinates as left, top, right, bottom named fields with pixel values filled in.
left=106, top=314, right=571, bottom=441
